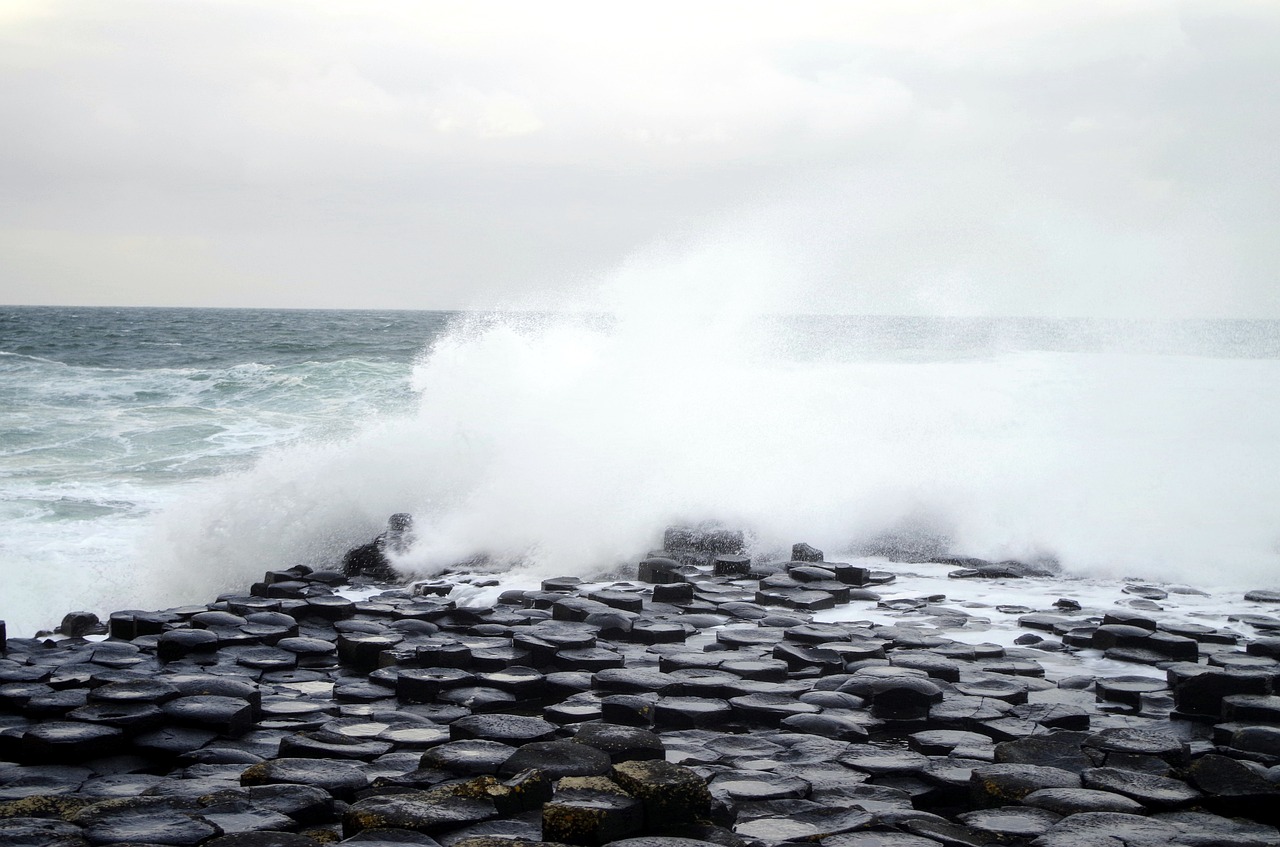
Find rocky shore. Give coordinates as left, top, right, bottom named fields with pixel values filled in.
left=3, top=527, right=1280, bottom=847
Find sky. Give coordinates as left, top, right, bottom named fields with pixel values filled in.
left=0, top=0, right=1277, bottom=317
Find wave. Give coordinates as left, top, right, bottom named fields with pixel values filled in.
left=141, top=310, right=1280, bottom=610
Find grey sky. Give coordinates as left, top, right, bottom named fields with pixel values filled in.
left=0, top=0, right=1276, bottom=316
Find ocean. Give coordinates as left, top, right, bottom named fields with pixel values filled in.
left=2, top=306, right=1279, bottom=637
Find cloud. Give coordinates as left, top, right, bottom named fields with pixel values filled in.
left=0, top=1, right=1276, bottom=315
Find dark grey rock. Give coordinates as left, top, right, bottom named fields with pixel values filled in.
left=1081, top=766, right=1202, bottom=808
left=970, top=764, right=1079, bottom=807
left=71, top=796, right=220, bottom=846
left=573, top=724, right=664, bottom=763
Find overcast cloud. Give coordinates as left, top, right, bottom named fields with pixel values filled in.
left=0, top=0, right=1276, bottom=316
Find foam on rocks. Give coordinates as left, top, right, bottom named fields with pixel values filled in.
left=1, top=521, right=1279, bottom=845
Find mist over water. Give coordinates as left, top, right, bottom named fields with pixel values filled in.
left=4, top=297, right=1280, bottom=637
left=149, top=300, right=1280, bottom=606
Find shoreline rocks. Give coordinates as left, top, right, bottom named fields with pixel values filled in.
left=1, top=526, right=1279, bottom=845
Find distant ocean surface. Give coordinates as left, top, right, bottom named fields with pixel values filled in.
left=3, top=306, right=1279, bottom=636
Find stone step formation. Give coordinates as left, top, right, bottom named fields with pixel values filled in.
left=0, top=526, right=1278, bottom=846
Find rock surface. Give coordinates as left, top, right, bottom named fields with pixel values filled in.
left=0, top=523, right=1278, bottom=845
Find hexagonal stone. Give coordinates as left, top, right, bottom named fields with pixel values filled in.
left=838, top=746, right=930, bottom=777
left=19, top=721, right=123, bottom=763
left=420, top=740, right=516, bottom=776
left=162, top=695, right=255, bottom=737
left=909, top=730, right=992, bottom=756
left=709, top=770, right=810, bottom=802
left=611, top=760, right=712, bottom=828
left=344, top=791, right=498, bottom=838
left=396, top=668, right=474, bottom=703
left=994, top=732, right=1093, bottom=772
left=555, top=648, right=626, bottom=672
left=1081, top=767, right=1202, bottom=809
left=205, top=833, right=322, bottom=847
left=837, top=675, right=944, bottom=719
left=449, top=714, right=556, bottom=744
left=157, top=629, right=221, bottom=662
left=591, top=668, right=676, bottom=695
left=572, top=724, right=664, bottom=763
left=88, top=678, right=180, bottom=704
left=970, top=764, right=1079, bottom=807
left=1154, top=811, right=1280, bottom=847
left=168, top=674, right=261, bottom=707
left=652, top=696, right=731, bottom=729
left=498, top=740, right=612, bottom=778
left=0, top=817, right=87, bottom=846
left=543, top=777, right=643, bottom=846
left=240, top=757, right=368, bottom=800
left=1031, top=811, right=1183, bottom=847
left=71, top=796, right=220, bottom=846
left=779, top=713, right=872, bottom=742
left=1023, top=787, right=1145, bottom=815
left=958, top=806, right=1060, bottom=841
left=729, top=693, right=820, bottom=727
left=953, top=675, right=1029, bottom=705
left=1094, top=675, right=1168, bottom=708
left=1083, top=727, right=1188, bottom=767
left=67, top=701, right=165, bottom=731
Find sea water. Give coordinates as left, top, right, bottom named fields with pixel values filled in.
left=2, top=306, right=1279, bottom=636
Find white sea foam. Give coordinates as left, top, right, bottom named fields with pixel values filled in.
left=142, top=309, right=1280, bottom=610
left=5, top=300, right=1280, bottom=636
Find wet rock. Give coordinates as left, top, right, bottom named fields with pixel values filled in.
left=839, top=746, right=931, bottom=778
left=344, top=792, right=499, bottom=839
left=837, top=675, right=944, bottom=719
left=19, top=720, right=122, bottom=763
left=735, top=806, right=873, bottom=843
left=206, top=833, right=324, bottom=847
left=1030, top=810, right=1182, bottom=847
left=157, top=628, right=221, bottom=662
left=398, top=668, right=475, bottom=703
left=610, top=760, right=712, bottom=829
left=240, top=757, right=369, bottom=800
left=820, top=830, right=938, bottom=846
left=994, top=732, right=1093, bottom=772
left=499, top=741, right=613, bottom=778
left=58, top=611, right=101, bottom=638
left=951, top=675, right=1029, bottom=705
left=162, top=695, right=256, bottom=737
left=542, top=776, right=643, bottom=846
left=0, top=816, right=88, bottom=847
left=958, top=806, right=1060, bottom=841
left=709, top=771, right=810, bottom=803
left=71, top=796, right=221, bottom=846
left=728, top=693, right=820, bottom=727
left=1094, top=675, right=1168, bottom=708
left=791, top=543, right=824, bottom=562
left=638, top=558, right=687, bottom=585
left=1153, top=810, right=1280, bottom=847
left=970, top=764, right=1080, bottom=807
left=1081, top=766, right=1201, bottom=809
left=779, top=713, right=871, bottom=742
left=1083, top=727, right=1188, bottom=768
left=1022, top=787, right=1145, bottom=815
left=1184, top=753, right=1280, bottom=819
left=451, top=714, right=557, bottom=745
left=343, top=513, right=412, bottom=580
left=1168, top=665, right=1273, bottom=717
left=421, top=741, right=518, bottom=776
left=572, top=724, right=664, bottom=763
left=909, top=730, right=992, bottom=757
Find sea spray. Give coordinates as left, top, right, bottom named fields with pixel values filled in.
left=8, top=305, right=1280, bottom=637
left=146, top=309, right=1280, bottom=599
